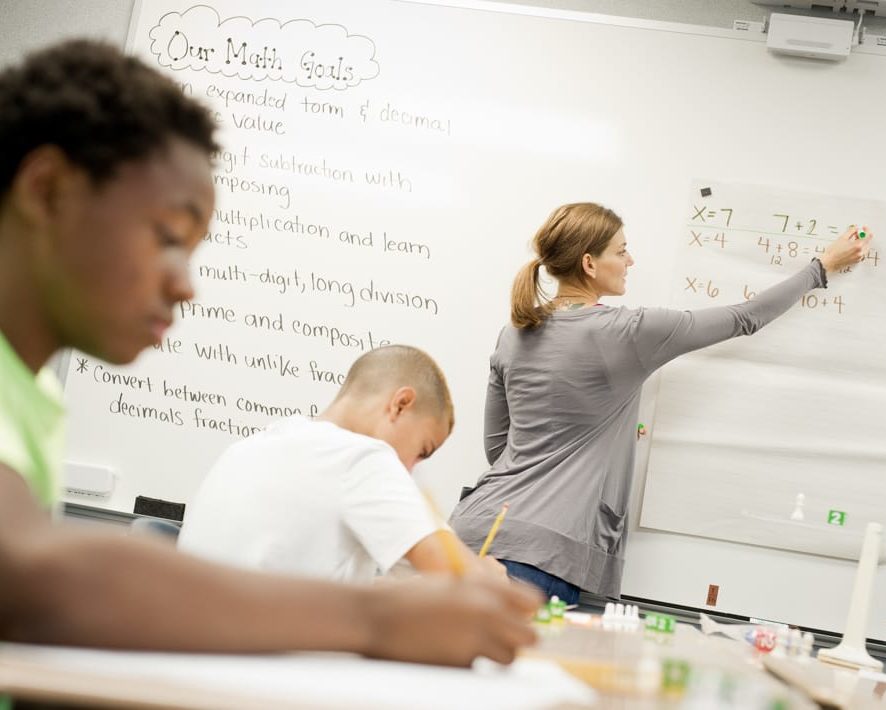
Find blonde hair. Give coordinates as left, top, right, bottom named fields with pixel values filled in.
left=336, top=345, right=454, bottom=431
left=511, top=203, right=623, bottom=329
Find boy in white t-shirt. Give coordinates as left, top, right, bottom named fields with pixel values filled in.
left=180, top=345, right=496, bottom=582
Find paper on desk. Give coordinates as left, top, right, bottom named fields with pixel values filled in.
left=0, top=643, right=596, bottom=709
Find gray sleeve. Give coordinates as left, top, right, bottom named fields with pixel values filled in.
left=483, top=338, right=510, bottom=466
left=634, top=259, right=826, bottom=373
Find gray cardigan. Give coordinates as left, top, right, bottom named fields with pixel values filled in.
left=450, top=260, right=826, bottom=596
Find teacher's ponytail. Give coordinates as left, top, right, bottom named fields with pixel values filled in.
left=511, top=257, right=549, bottom=329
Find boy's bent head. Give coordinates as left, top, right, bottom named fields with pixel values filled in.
left=331, top=345, right=454, bottom=471
left=0, top=40, right=218, bottom=365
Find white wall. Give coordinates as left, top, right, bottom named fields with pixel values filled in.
left=3, top=0, right=885, bottom=73
left=0, top=0, right=135, bottom=61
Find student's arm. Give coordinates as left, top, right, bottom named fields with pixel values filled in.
left=404, top=530, right=508, bottom=580
left=634, top=228, right=870, bottom=373
left=0, top=465, right=539, bottom=665
left=483, top=356, right=510, bottom=465
left=341, top=453, right=507, bottom=581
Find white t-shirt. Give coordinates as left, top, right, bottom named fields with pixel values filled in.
left=178, top=416, right=439, bottom=582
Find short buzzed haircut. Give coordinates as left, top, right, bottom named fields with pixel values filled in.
left=338, top=345, right=454, bottom=431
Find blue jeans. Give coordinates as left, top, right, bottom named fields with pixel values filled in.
left=500, top=559, right=581, bottom=605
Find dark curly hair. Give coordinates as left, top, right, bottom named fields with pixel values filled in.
left=0, top=39, right=218, bottom=194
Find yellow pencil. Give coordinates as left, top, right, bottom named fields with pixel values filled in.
left=479, top=503, right=509, bottom=558
left=422, top=490, right=466, bottom=577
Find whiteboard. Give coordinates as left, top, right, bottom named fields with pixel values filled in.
left=61, top=0, right=886, bottom=635
left=641, top=179, right=886, bottom=562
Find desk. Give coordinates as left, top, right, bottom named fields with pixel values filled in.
left=764, top=654, right=886, bottom=709
left=527, top=618, right=816, bottom=709
left=2, top=619, right=844, bottom=709
left=0, top=643, right=594, bottom=709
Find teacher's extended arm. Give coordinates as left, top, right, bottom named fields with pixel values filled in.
left=633, top=226, right=872, bottom=373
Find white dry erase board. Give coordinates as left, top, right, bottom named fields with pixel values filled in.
left=641, top=179, right=886, bottom=563
left=62, top=0, right=886, bottom=636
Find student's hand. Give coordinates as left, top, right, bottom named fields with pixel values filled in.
left=361, top=575, right=542, bottom=666
left=819, top=225, right=873, bottom=273
left=470, top=555, right=510, bottom=582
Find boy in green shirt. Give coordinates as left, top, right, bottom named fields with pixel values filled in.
left=0, top=40, right=539, bottom=699
left=0, top=331, right=64, bottom=509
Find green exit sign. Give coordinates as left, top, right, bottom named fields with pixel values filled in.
left=827, top=510, right=847, bottom=526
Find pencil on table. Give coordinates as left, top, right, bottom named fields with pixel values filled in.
left=479, top=503, right=509, bottom=558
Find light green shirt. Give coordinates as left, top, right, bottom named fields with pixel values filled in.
left=0, top=334, right=64, bottom=710
left=0, top=331, right=65, bottom=508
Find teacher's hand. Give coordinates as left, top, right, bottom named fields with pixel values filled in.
left=819, top=225, right=873, bottom=273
